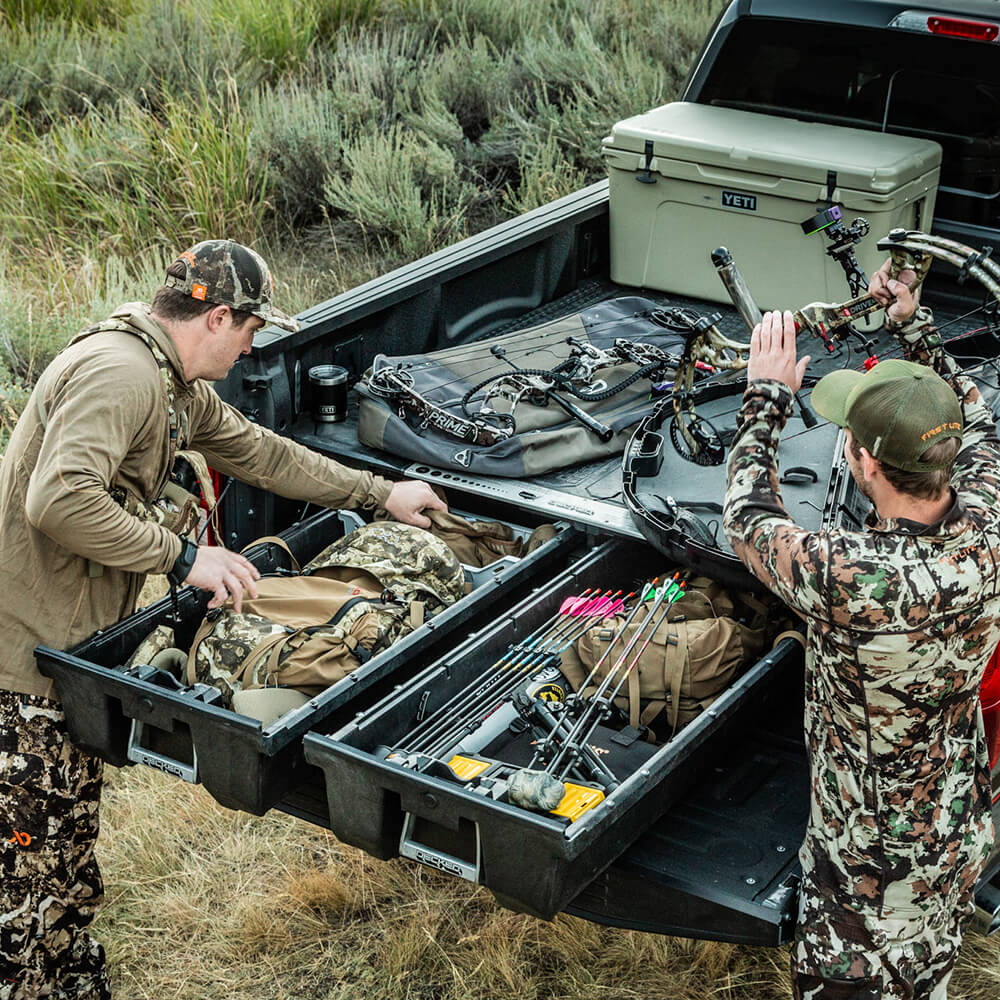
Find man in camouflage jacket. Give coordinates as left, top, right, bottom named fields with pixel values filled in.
left=723, top=262, right=999, bottom=1000
left=0, top=241, right=445, bottom=999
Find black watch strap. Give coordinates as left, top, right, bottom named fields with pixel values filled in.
left=167, top=538, right=198, bottom=586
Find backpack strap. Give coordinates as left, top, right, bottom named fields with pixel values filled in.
left=72, top=317, right=187, bottom=462
left=186, top=614, right=221, bottom=686
left=627, top=662, right=641, bottom=730
left=663, top=620, right=689, bottom=735
left=240, top=535, right=301, bottom=573
left=69, top=317, right=190, bottom=578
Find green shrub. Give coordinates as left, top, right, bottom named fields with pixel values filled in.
left=248, top=80, right=350, bottom=231
left=324, top=125, right=479, bottom=259
left=315, top=24, right=429, bottom=122
left=0, top=0, right=136, bottom=29
left=502, top=131, right=588, bottom=216
left=0, top=0, right=726, bottom=429
left=0, top=2, right=257, bottom=127
left=417, top=34, right=509, bottom=143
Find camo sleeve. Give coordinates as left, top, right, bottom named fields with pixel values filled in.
left=723, top=379, right=830, bottom=619
left=890, top=307, right=1000, bottom=510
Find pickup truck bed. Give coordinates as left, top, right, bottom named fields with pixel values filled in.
left=213, top=178, right=998, bottom=941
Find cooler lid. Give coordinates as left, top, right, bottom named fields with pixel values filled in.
left=602, top=102, right=942, bottom=193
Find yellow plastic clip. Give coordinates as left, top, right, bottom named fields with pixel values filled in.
left=447, top=755, right=492, bottom=781
left=550, top=782, right=606, bottom=823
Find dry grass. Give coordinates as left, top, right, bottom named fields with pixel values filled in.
left=96, top=766, right=1000, bottom=1000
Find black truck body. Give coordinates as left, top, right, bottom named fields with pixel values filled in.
left=36, top=0, right=1000, bottom=944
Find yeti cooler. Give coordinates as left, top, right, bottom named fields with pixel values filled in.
left=602, top=102, right=941, bottom=309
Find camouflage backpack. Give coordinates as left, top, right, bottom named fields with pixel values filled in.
left=130, top=522, right=464, bottom=707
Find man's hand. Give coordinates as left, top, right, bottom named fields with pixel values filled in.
left=869, top=258, right=920, bottom=324
left=184, top=546, right=260, bottom=612
left=383, top=480, right=448, bottom=528
left=747, top=310, right=810, bottom=393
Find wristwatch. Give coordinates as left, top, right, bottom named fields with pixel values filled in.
left=167, top=537, right=198, bottom=586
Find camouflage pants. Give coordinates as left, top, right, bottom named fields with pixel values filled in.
left=792, top=877, right=974, bottom=1000
left=0, top=691, right=109, bottom=1000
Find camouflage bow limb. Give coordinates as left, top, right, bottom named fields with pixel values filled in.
left=670, top=312, right=751, bottom=464
left=793, top=229, right=1000, bottom=345
left=675, top=230, right=1000, bottom=463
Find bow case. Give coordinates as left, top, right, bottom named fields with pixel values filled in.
left=356, top=297, right=687, bottom=478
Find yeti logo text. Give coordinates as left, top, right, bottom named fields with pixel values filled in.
left=722, top=190, right=757, bottom=212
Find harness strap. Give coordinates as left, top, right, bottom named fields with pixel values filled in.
left=68, top=317, right=190, bottom=578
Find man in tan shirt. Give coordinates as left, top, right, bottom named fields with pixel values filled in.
left=0, top=240, right=444, bottom=999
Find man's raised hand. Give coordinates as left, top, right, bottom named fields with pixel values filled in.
left=747, top=310, right=810, bottom=394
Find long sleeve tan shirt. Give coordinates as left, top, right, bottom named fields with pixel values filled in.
left=0, top=303, right=393, bottom=699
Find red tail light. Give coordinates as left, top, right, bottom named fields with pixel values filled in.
left=981, top=643, right=1000, bottom=770
left=891, top=11, right=1000, bottom=42
left=927, top=16, right=999, bottom=42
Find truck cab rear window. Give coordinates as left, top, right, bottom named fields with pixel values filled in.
left=697, top=18, right=1000, bottom=231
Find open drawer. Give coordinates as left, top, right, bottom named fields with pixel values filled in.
left=35, top=505, right=579, bottom=815
left=302, top=538, right=804, bottom=919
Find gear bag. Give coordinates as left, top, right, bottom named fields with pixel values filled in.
left=563, top=575, right=776, bottom=736
left=128, top=523, right=465, bottom=707
left=356, top=296, right=687, bottom=477
left=375, top=503, right=558, bottom=568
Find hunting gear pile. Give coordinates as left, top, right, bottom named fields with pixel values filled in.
left=128, top=522, right=464, bottom=707
left=126, top=509, right=557, bottom=712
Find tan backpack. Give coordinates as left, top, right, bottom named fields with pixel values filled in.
left=128, top=522, right=465, bottom=708
left=562, top=575, right=777, bottom=738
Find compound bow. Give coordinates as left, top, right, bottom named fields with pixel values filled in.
left=366, top=332, right=683, bottom=447
left=670, top=229, right=1000, bottom=464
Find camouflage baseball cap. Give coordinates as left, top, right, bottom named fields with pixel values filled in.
left=811, top=358, right=962, bottom=472
left=164, top=239, right=299, bottom=332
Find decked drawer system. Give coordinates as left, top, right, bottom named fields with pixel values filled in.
left=303, top=539, right=805, bottom=921
left=36, top=506, right=578, bottom=815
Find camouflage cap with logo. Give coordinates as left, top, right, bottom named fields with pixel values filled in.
left=164, top=239, right=299, bottom=332
left=811, top=358, right=962, bottom=472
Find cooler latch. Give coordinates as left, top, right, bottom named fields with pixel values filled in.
left=635, top=140, right=657, bottom=185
